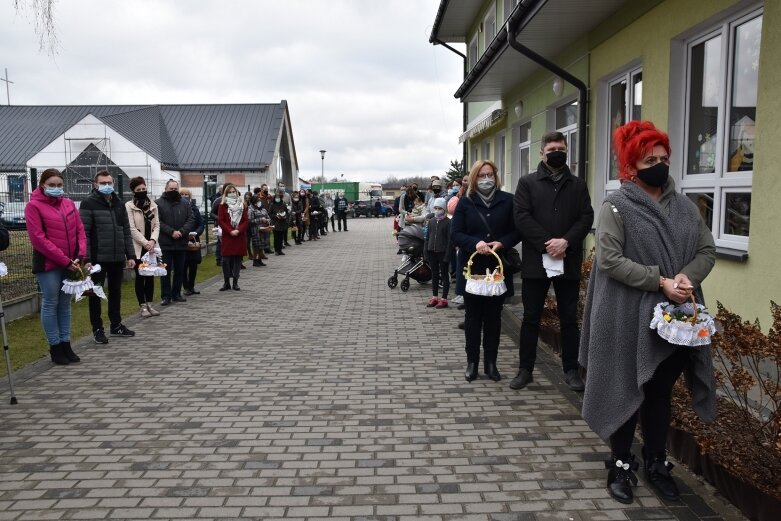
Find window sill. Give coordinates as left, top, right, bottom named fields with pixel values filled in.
left=715, top=247, right=748, bottom=262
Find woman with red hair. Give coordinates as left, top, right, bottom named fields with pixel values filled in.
left=579, top=121, right=716, bottom=504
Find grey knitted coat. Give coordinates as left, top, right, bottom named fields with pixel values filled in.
left=578, top=181, right=716, bottom=441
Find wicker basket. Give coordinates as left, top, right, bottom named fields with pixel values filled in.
left=464, top=250, right=507, bottom=297
left=650, top=294, right=716, bottom=347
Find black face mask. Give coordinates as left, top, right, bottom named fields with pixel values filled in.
left=432, top=188, right=441, bottom=194
left=165, top=190, right=181, bottom=201
left=636, top=163, right=669, bottom=187
left=545, top=150, right=568, bottom=170
left=133, top=191, right=148, bottom=200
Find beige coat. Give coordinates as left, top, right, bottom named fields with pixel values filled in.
left=125, top=200, right=160, bottom=258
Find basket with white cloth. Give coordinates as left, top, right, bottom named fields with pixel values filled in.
left=138, top=247, right=167, bottom=277
left=61, top=263, right=107, bottom=301
left=464, top=250, right=507, bottom=297
left=650, top=295, right=716, bottom=347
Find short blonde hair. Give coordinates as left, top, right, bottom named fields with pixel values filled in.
left=466, top=160, right=501, bottom=194
left=179, top=188, right=192, bottom=197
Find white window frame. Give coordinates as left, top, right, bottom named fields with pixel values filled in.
left=603, top=65, right=643, bottom=196
left=483, top=6, right=496, bottom=50
left=554, top=98, right=579, bottom=176
left=482, top=139, right=491, bottom=162
left=678, top=6, right=761, bottom=251
left=468, top=34, right=478, bottom=69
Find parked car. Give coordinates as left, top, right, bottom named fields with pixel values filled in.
left=0, top=201, right=26, bottom=229
left=352, top=200, right=373, bottom=218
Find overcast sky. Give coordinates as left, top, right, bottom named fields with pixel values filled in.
left=0, top=0, right=465, bottom=183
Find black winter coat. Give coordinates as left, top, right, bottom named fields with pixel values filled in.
left=79, top=190, right=135, bottom=263
left=451, top=191, right=522, bottom=297
left=155, top=192, right=196, bottom=251
left=269, top=200, right=289, bottom=231
left=513, top=163, right=594, bottom=280
left=425, top=216, right=451, bottom=256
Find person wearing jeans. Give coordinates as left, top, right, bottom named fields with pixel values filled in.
left=26, top=168, right=88, bottom=365
left=155, top=179, right=195, bottom=305
left=79, top=170, right=137, bottom=344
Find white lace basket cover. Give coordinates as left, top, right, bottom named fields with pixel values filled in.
left=0, top=262, right=7, bottom=278
left=649, top=297, right=716, bottom=347
left=464, top=250, right=507, bottom=297
left=138, top=247, right=167, bottom=277
left=61, top=264, right=107, bottom=302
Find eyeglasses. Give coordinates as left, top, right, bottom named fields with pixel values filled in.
left=476, top=172, right=494, bottom=179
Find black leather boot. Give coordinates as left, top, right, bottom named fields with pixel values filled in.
left=484, top=362, right=501, bottom=381
left=643, top=447, right=680, bottom=501
left=605, top=455, right=638, bottom=504
left=60, top=341, right=80, bottom=363
left=464, top=362, right=478, bottom=381
left=219, top=278, right=231, bottom=291
left=49, top=344, right=70, bottom=365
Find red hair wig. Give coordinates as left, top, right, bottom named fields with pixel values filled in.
left=613, top=120, right=671, bottom=181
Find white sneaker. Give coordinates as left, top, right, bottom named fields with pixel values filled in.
left=451, top=295, right=464, bottom=304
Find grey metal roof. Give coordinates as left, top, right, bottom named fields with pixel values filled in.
left=0, top=102, right=289, bottom=172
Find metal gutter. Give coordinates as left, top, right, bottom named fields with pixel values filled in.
left=506, top=0, right=588, bottom=180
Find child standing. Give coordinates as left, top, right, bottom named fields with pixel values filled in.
left=425, top=197, right=451, bottom=309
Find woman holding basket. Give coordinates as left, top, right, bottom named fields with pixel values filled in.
left=126, top=176, right=160, bottom=317
left=25, top=168, right=87, bottom=365
left=451, top=160, right=521, bottom=383
left=579, top=121, right=716, bottom=504
left=217, top=183, right=249, bottom=291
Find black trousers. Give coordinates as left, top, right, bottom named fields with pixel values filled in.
left=336, top=211, right=348, bottom=231
left=519, top=277, right=581, bottom=373
left=330, top=213, right=336, bottom=231
left=609, top=348, right=690, bottom=459
left=294, top=217, right=305, bottom=243
left=160, top=249, right=186, bottom=300
left=464, top=293, right=505, bottom=366
left=89, top=261, right=124, bottom=331
left=428, top=251, right=449, bottom=299
left=133, top=262, right=154, bottom=305
left=222, top=255, right=242, bottom=283
left=273, top=230, right=286, bottom=253
left=183, top=252, right=200, bottom=291
left=215, top=237, right=222, bottom=264
left=309, top=220, right=319, bottom=239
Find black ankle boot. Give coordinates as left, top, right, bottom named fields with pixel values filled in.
left=606, top=455, right=638, bottom=504
left=484, top=362, right=501, bottom=381
left=464, top=362, right=478, bottom=381
left=219, top=279, right=231, bottom=291
left=643, top=447, right=680, bottom=501
left=60, top=341, right=80, bottom=363
left=49, top=344, right=70, bottom=365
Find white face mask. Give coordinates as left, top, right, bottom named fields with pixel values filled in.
left=477, top=179, right=495, bottom=191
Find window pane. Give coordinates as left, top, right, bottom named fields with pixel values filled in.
left=519, top=122, right=531, bottom=144
left=631, top=71, right=643, bottom=121
left=686, top=192, right=714, bottom=230
left=556, top=101, right=578, bottom=128
left=723, top=193, right=751, bottom=236
left=687, top=36, right=722, bottom=175
left=727, top=15, right=761, bottom=172
left=608, top=80, right=627, bottom=181
left=520, top=147, right=530, bottom=177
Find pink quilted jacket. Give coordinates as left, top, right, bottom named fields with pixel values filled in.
left=25, top=187, right=87, bottom=272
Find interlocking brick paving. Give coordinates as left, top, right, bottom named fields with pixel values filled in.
left=0, top=218, right=744, bottom=520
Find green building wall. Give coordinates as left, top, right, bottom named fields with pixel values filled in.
left=464, top=0, right=779, bottom=328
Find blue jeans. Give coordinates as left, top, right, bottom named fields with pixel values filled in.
left=35, top=269, right=72, bottom=346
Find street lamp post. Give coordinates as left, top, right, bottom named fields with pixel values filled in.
left=319, top=150, right=326, bottom=182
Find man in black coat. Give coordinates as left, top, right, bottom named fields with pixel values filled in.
left=511, top=131, right=594, bottom=392
left=79, top=170, right=136, bottom=344
left=155, top=179, right=195, bottom=306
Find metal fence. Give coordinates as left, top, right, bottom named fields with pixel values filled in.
left=0, top=170, right=138, bottom=303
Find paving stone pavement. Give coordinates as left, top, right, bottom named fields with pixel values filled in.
left=0, top=218, right=745, bottom=521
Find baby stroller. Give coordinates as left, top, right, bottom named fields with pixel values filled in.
left=388, top=224, right=431, bottom=292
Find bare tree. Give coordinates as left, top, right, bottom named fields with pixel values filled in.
left=13, top=0, right=58, bottom=55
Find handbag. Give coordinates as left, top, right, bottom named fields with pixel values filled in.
left=471, top=201, right=522, bottom=275
left=464, top=250, right=507, bottom=297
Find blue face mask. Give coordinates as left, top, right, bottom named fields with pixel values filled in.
left=44, top=187, right=64, bottom=198
left=98, top=184, right=114, bottom=195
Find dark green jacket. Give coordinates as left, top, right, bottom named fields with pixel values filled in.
left=79, top=190, right=135, bottom=263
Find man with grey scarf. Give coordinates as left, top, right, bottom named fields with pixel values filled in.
left=511, top=131, right=594, bottom=392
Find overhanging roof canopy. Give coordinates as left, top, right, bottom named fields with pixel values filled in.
left=434, top=0, right=633, bottom=102
left=458, top=109, right=507, bottom=143
left=429, top=0, right=486, bottom=43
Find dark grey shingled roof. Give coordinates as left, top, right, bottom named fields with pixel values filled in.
left=0, top=102, right=289, bottom=172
